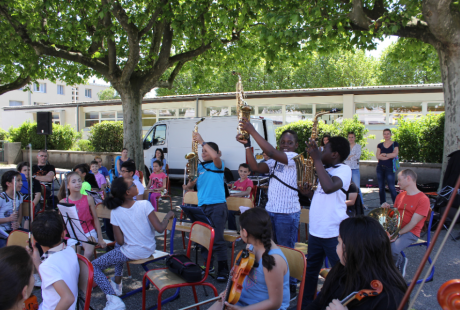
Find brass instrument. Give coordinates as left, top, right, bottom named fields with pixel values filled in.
left=368, top=205, right=405, bottom=240
left=293, top=109, right=338, bottom=190
left=185, top=118, right=205, bottom=182
left=233, top=72, right=252, bottom=140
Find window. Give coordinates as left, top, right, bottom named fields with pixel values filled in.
left=153, top=124, right=166, bottom=145
left=33, top=83, right=46, bottom=93
left=57, top=85, right=64, bottom=95
left=207, top=107, right=230, bottom=116
left=315, top=104, right=343, bottom=125
left=85, top=89, right=92, bottom=98
left=355, top=103, right=386, bottom=125
left=389, top=102, right=423, bottom=125
left=52, top=113, right=60, bottom=125
left=258, top=105, right=283, bottom=125
left=285, top=104, right=313, bottom=124
left=427, top=102, right=444, bottom=113
left=9, top=100, right=23, bottom=106
left=84, top=111, right=122, bottom=127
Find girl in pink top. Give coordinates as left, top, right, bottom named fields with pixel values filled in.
left=147, top=160, right=167, bottom=211
left=60, top=172, right=106, bottom=260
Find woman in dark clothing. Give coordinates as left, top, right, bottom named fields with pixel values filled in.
left=376, top=128, right=399, bottom=204
left=303, top=216, right=407, bottom=310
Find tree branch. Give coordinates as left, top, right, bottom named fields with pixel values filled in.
left=0, top=75, right=31, bottom=96
left=348, top=0, right=373, bottom=30
left=362, top=0, right=387, bottom=21
left=102, top=0, right=118, bottom=76
left=138, top=0, right=167, bottom=38
left=393, top=20, right=438, bottom=45
left=169, top=43, right=212, bottom=64
left=149, top=20, right=165, bottom=59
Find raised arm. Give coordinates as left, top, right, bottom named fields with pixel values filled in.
left=193, top=132, right=222, bottom=169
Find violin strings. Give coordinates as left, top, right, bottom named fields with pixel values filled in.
left=408, top=204, right=460, bottom=309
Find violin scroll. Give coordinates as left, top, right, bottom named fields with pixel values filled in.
left=437, top=279, right=460, bottom=310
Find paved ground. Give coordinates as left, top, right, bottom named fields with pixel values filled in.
left=24, top=181, right=460, bottom=310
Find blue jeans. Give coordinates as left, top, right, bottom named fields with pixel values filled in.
left=351, top=169, right=364, bottom=205
left=376, top=164, right=398, bottom=204
left=228, top=211, right=238, bottom=231
left=301, top=234, right=340, bottom=307
left=0, top=238, right=6, bottom=248
left=267, top=211, right=300, bottom=285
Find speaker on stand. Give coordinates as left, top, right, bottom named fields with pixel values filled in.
left=37, top=112, right=53, bottom=150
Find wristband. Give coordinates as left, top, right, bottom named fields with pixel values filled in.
left=244, top=136, right=251, bottom=148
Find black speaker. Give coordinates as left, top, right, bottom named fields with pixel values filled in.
left=37, top=112, right=53, bottom=135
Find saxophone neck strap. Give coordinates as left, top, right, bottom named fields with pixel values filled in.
left=199, top=160, right=224, bottom=173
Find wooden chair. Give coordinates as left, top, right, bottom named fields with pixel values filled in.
left=279, top=245, right=307, bottom=310
left=177, top=191, right=199, bottom=249
left=40, top=184, right=46, bottom=207
left=6, top=230, right=28, bottom=247
left=141, top=222, right=217, bottom=310
left=295, top=209, right=310, bottom=255
left=77, top=254, right=94, bottom=310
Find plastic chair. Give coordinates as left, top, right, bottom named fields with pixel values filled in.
left=279, top=245, right=307, bottom=310
left=295, top=209, right=310, bottom=255
left=6, top=230, right=28, bottom=247
left=401, top=210, right=435, bottom=284
left=141, top=222, right=217, bottom=310
left=77, top=254, right=94, bottom=310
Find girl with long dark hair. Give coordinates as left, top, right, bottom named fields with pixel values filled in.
left=304, top=216, right=407, bottom=310
left=209, top=208, right=290, bottom=310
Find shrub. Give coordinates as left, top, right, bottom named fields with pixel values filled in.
left=88, top=121, right=124, bottom=152
left=0, top=128, right=9, bottom=141
left=71, top=139, right=94, bottom=152
left=392, top=113, right=444, bottom=163
left=8, top=121, right=81, bottom=150
left=275, top=115, right=375, bottom=160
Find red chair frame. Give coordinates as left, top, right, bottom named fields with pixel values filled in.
left=141, top=221, right=217, bottom=310
left=278, top=245, right=307, bottom=310
left=77, top=254, right=94, bottom=310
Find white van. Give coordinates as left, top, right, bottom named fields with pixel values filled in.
left=143, top=116, right=277, bottom=180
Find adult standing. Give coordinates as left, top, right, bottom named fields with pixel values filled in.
left=376, top=128, right=399, bottom=204
left=320, top=134, right=330, bottom=152
left=150, top=148, right=167, bottom=174
left=116, top=148, right=130, bottom=177
left=344, top=132, right=364, bottom=206
left=32, top=150, right=56, bottom=208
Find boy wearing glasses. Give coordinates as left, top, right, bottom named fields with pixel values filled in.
left=120, top=160, right=144, bottom=201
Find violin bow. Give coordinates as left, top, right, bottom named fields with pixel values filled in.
left=398, top=175, right=460, bottom=310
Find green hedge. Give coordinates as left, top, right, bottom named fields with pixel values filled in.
left=8, top=121, right=81, bottom=150
left=275, top=115, right=375, bottom=160
left=0, top=128, right=9, bottom=141
left=71, top=139, right=94, bottom=152
left=392, top=113, right=444, bottom=163
left=88, top=121, right=124, bottom=152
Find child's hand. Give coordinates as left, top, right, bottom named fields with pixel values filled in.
left=224, top=302, right=242, bottom=310
left=192, top=132, right=204, bottom=144
left=26, top=242, right=41, bottom=265
left=238, top=117, right=255, bottom=134
left=306, top=138, right=321, bottom=161
left=11, top=221, right=19, bottom=230
left=236, top=134, right=248, bottom=145
left=8, top=212, right=18, bottom=223
left=326, top=299, right=348, bottom=310
left=166, top=211, right=175, bottom=220
left=299, top=182, right=313, bottom=198
left=98, top=239, right=107, bottom=248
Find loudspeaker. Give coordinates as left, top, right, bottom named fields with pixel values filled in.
left=37, top=112, right=53, bottom=135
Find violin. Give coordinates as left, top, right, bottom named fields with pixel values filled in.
left=437, top=279, right=460, bottom=310
left=23, top=294, right=38, bottom=310
left=340, top=280, right=383, bottom=306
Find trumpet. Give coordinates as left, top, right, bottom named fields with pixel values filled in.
left=233, top=71, right=252, bottom=140
left=185, top=118, right=205, bottom=182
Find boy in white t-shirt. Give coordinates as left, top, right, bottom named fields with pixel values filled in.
left=28, top=211, right=79, bottom=310
left=300, top=136, right=351, bottom=308
left=120, top=160, right=144, bottom=201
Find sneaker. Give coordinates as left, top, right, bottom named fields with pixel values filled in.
left=201, top=265, right=215, bottom=275
left=34, top=274, right=42, bottom=287
left=103, top=295, right=125, bottom=310
left=110, top=277, right=123, bottom=296
left=400, top=257, right=408, bottom=278
left=217, top=261, right=229, bottom=282
left=290, top=284, right=298, bottom=301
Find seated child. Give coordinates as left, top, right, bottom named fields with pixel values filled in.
left=146, top=160, right=167, bottom=211
left=73, top=164, right=92, bottom=195
left=0, top=246, right=35, bottom=310
left=209, top=208, right=290, bottom=310
left=28, top=211, right=79, bottom=310
left=228, top=163, right=254, bottom=230
left=0, top=170, right=24, bottom=248
left=91, top=177, right=175, bottom=309
left=58, top=172, right=106, bottom=260
left=90, top=160, right=107, bottom=192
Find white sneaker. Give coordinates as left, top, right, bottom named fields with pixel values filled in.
left=401, top=257, right=408, bottom=278
left=110, top=277, right=123, bottom=296
left=34, top=274, right=42, bottom=287
left=103, top=295, right=125, bottom=310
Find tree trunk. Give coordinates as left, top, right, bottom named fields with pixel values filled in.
left=438, top=44, right=460, bottom=184
left=119, top=89, right=144, bottom=175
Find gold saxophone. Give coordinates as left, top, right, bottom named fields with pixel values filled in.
left=185, top=118, right=205, bottom=182
left=233, top=71, right=252, bottom=140
left=293, top=109, right=338, bottom=190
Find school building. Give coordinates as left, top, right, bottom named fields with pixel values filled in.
left=1, top=83, right=444, bottom=158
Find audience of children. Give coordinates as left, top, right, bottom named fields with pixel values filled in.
left=91, top=177, right=174, bottom=309
left=58, top=172, right=106, bottom=260
left=0, top=170, right=24, bottom=248
left=146, top=160, right=167, bottom=211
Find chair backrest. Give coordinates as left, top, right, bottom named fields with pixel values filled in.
left=226, top=196, right=253, bottom=211
left=279, top=245, right=307, bottom=310
left=22, top=200, right=32, bottom=217
left=7, top=230, right=29, bottom=247
left=96, top=203, right=111, bottom=219
left=184, top=191, right=198, bottom=205
left=189, top=222, right=214, bottom=251
left=250, top=183, right=257, bottom=203
left=77, top=254, right=94, bottom=310
left=165, top=164, right=170, bottom=175
left=300, top=208, right=309, bottom=224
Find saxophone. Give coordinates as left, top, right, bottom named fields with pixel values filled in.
left=185, top=118, right=205, bottom=182
left=233, top=72, right=252, bottom=140
left=293, top=109, right=338, bottom=190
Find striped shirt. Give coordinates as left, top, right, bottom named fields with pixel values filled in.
left=265, top=152, right=301, bottom=214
